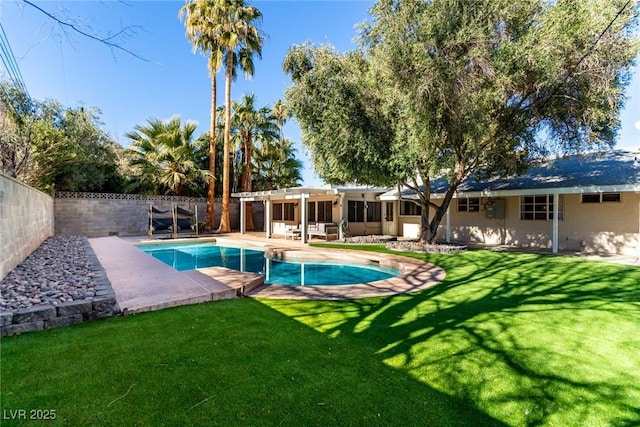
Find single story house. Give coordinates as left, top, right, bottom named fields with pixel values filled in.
left=233, top=186, right=387, bottom=242
left=234, top=149, right=640, bottom=255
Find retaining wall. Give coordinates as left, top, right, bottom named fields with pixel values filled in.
left=0, top=173, right=54, bottom=280
left=54, top=192, right=264, bottom=238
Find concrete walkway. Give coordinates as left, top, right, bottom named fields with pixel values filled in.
left=89, top=236, right=262, bottom=314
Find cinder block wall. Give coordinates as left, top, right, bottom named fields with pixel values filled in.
left=0, top=173, right=54, bottom=280
left=54, top=192, right=264, bottom=238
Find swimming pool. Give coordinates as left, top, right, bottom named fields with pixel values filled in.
left=138, top=242, right=400, bottom=286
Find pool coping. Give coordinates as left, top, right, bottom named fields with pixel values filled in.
left=207, top=236, right=446, bottom=300
left=91, top=235, right=445, bottom=313
left=90, top=236, right=255, bottom=315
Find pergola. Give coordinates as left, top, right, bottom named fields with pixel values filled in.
left=233, top=187, right=344, bottom=243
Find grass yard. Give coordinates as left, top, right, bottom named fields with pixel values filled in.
left=1, top=246, right=639, bottom=426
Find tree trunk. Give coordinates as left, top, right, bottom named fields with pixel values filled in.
left=418, top=176, right=432, bottom=244
left=420, top=205, right=431, bottom=244
left=423, top=178, right=460, bottom=244
left=241, top=132, right=254, bottom=230
left=218, top=54, right=233, bottom=233
left=205, top=71, right=217, bottom=230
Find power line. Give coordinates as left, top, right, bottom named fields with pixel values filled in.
left=0, top=22, right=30, bottom=98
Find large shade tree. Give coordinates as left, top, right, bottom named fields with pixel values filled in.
left=0, top=81, right=38, bottom=179
left=1, top=80, right=124, bottom=193
left=180, top=0, right=225, bottom=229
left=216, top=0, right=264, bottom=233
left=284, top=0, right=639, bottom=243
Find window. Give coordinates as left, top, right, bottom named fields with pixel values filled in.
left=348, top=201, right=364, bottom=222
left=520, top=195, right=564, bottom=220
left=602, top=192, right=621, bottom=203
left=582, top=192, right=621, bottom=203
left=317, top=201, right=332, bottom=223
left=348, top=201, right=381, bottom=222
left=400, top=201, right=422, bottom=216
left=273, top=203, right=282, bottom=221
left=367, top=202, right=382, bottom=222
left=582, top=194, right=601, bottom=204
left=283, top=203, right=295, bottom=221
left=273, top=202, right=296, bottom=221
left=385, top=202, right=394, bottom=221
left=457, top=197, right=480, bottom=212
left=307, top=201, right=316, bottom=222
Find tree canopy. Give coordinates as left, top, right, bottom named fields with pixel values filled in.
left=284, top=0, right=639, bottom=242
left=1, top=81, right=125, bottom=193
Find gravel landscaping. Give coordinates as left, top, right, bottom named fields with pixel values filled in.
left=386, top=240, right=468, bottom=253
left=1, top=236, right=119, bottom=336
left=341, top=235, right=398, bottom=244
left=0, top=236, right=104, bottom=311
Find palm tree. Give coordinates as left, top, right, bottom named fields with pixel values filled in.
left=126, top=116, right=208, bottom=196
left=232, top=93, right=278, bottom=230
left=216, top=0, right=264, bottom=233
left=252, top=137, right=302, bottom=191
left=271, top=99, right=292, bottom=140
left=180, top=0, right=225, bottom=229
left=252, top=99, right=300, bottom=191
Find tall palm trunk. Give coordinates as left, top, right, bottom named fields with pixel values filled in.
left=240, top=131, right=254, bottom=230
left=205, top=70, right=217, bottom=230
left=218, top=53, right=233, bottom=233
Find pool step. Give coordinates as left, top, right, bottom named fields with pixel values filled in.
left=193, top=267, right=264, bottom=296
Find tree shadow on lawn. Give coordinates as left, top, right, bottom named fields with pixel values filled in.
left=262, top=249, right=640, bottom=426
left=0, top=297, right=505, bottom=427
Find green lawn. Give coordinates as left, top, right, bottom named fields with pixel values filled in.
left=2, top=247, right=639, bottom=426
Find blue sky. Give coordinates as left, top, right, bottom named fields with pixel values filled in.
left=1, top=0, right=639, bottom=187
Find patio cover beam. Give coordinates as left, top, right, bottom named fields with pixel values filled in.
left=301, top=193, right=308, bottom=243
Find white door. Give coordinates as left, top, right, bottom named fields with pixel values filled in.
left=384, top=202, right=396, bottom=235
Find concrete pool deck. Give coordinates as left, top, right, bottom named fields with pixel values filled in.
left=89, top=236, right=263, bottom=314
left=88, top=234, right=446, bottom=313
left=90, top=233, right=638, bottom=314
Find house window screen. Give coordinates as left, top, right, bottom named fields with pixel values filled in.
left=520, top=195, right=564, bottom=220
left=273, top=203, right=282, bottom=220
left=602, top=193, right=621, bottom=202
left=348, top=201, right=364, bottom=222
left=273, top=202, right=295, bottom=221
left=317, top=201, right=332, bottom=223
left=457, top=197, right=480, bottom=212
left=283, top=203, right=295, bottom=221
left=307, top=201, right=316, bottom=222
left=400, top=201, right=422, bottom=216
left=367, top=202, right=382, bottom=222
left=582, top=193, right=621, bottom=203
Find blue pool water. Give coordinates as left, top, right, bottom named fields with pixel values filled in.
left=138, top=243, right=399, bottom=286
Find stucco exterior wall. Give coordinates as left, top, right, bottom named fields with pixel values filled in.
left=0, top=173, right=54, bottom=280
left=397, top=192, right=640, bottom=255
left=560, top=192, right=639, bottom=254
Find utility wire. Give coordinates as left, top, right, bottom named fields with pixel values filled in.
left=0, top=22, right=30, bottom=98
